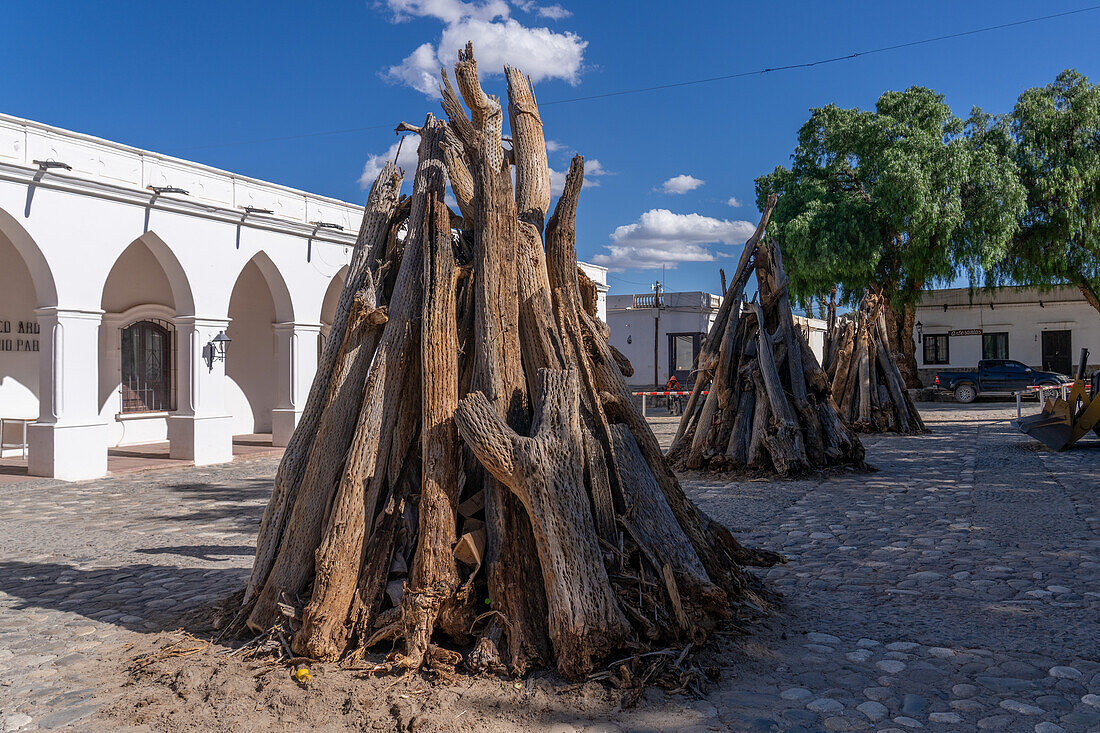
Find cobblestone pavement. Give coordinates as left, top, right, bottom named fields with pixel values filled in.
left=1, top=403, right=1098, bottom=732
left=0, top=463, right=269, bottom=731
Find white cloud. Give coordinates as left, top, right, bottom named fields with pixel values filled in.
left=536, top=4, right=570, bottom=19
left=591, top=209, right=757, bottom=270
left=359, top=134, right=421, bottom=189
left=389, top=0, right=510, bottom=23
left=382, top=0, right=586, bottom=98
left=727, top=196, right=742, bottom=207
left=660, top=174, right=705, bottom=194
left=544, top=139, right=564, bottom=152
left=549, top=158, right=607, bottom=195
left=593, top=242, right=715, bottom=271
left=385, top=43, right=441, bottom=98
left=513, top=1, right=571, bottom=19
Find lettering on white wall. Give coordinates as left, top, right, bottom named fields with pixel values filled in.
left=949, top=328, right=983, bottom=337
left=0, top=320, right=40, bottom=352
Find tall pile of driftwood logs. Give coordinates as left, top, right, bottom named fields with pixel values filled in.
left=668, top=197, right=866, bottom=476
left=821, top=293, right=926, bottom=434
left=235, top=45, right=781, bottom=683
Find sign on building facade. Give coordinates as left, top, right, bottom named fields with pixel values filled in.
left=0, top=319, right=40, bottom=352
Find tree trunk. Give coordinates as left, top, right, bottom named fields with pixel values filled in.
left=883, top=299, right=921, bottom=389
left=452, top=46, right=550, bottom=675
left=1073, top=273, right=1100, bottom=314
left=247, top=278, right=386, bottom=628
left=284, top=116, right=440, bottom=654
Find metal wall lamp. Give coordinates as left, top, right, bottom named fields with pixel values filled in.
left=241, top=205, right=273, bottom=215
left=202, top=331, right=231, bottom=371
left=310, top=221, right=344, bottom=231
left=147, top=185, right=190, bottom=195
left=33, top=159, right=72, bottom=171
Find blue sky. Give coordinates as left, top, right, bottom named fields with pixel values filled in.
left=4, top=1, right=1099, bottom=297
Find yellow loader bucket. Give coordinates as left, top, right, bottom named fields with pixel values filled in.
left=1014, top=348, right=1100, bottom=451
left=1014, top=394, right=1077, bottom=451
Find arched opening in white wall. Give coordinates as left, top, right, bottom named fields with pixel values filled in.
left=225, top=252, right=294, bottom=438
left=0, top=208, right=54, bottom=460
left=99, top=232, right=193, bottom=448
left=319, top=265, right=347, bottom=358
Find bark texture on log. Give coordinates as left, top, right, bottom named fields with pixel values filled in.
left=238, top=43, right=782, bottom=685
left=245, top=163, right=402, bottom=607
left=396, top=129, right=465, bottom=671
left=283, top=115, right=440, bottom=652
left=456, top=369, right=628, bottom=680
left=247, top=277, right=386, bottom=628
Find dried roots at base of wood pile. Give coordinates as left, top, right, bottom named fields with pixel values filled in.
left=668, top=199, right=867, bottom=477
left=821, top=291, right=927, bottom=435
left=233, top=43, right=782, bottom=684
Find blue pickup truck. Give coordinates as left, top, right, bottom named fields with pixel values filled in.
left=934, top=359, right=1067, bottom=403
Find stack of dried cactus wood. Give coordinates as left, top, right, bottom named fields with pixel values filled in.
left=668, top=196, right=866, bottom=476
left=821, top=293, right=927, bottom=434
left=235, top=44, right=781, bottom=683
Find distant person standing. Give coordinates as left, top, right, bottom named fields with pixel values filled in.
left=665, top=375, right=683, bottom=415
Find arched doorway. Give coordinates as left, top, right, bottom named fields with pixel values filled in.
left=319, top=265, right=347, bottom=357
left=225, top=253, right=294, bottom=439
left=99, top=233, right=193, bottom=449
left=0, top=211, right=53, bottom=469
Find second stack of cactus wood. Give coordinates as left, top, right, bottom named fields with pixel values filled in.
left=668, top=198, right=867, bottom=476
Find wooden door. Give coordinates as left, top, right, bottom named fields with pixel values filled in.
left=1042, top=330, right=1072, bottom=375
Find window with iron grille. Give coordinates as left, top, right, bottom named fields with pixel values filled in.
left=120, top=319, right=176, bottom=413
left=923, top=334, right=950, bottom=365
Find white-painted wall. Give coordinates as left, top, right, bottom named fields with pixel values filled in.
left=0, top=240, right=39, bottom=453
left=0, top=112, right=359, bottom=472
left=226, top=261, right=278, bottom=436
left=607, top=292, right=721, bottom=388
left=577, top=262, right=609, bottom=322
left=913, top=286, right=1100, bottom=384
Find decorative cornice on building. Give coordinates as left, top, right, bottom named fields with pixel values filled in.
left=606, top=291, right=721, bottom=313
left=917, top=284, right=1083, bottom=309
left=0, top=112, right=609, bottom=277
left=0, top=112, right=362, bottom=245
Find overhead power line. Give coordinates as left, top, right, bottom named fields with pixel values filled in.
left=179, top=123, right=397, bottom=152
left=178, top=4, right=1100, bottom=152
left=540, top=4, right=1100, bottom=105
left=608, top=273, right=657, bottom=287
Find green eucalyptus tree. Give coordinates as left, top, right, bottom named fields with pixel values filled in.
left=991, top=69, right=1100, bottom=312
left=756, top=87, right=1025, bottom=386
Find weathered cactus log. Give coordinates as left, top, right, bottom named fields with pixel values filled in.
left=669, top=200, right=866, bottom=476
left=237, top=43, right=781, bottom=684
left=821, top=291, right=927, bottom=434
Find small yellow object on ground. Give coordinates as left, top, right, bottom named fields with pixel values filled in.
left=293, top=667, right=312, bottom=684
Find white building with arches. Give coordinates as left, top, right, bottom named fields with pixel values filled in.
left=0, top=113, right=612, bottom=482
